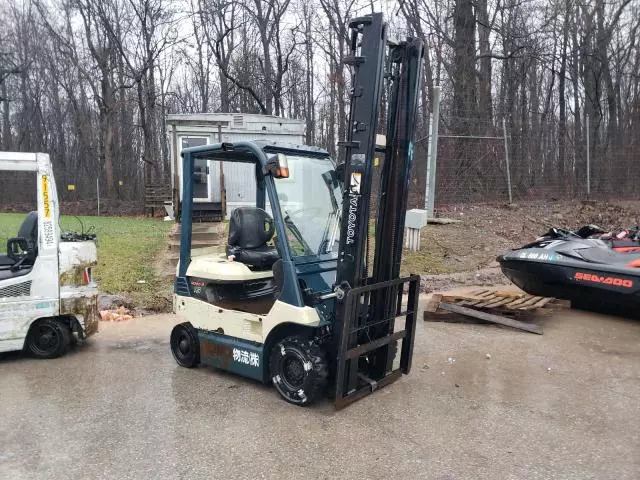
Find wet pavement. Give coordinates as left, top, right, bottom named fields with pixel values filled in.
left=1, top=304, right=639, bottom=479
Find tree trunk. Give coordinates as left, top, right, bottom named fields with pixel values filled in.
left=1, top=81, right=11, bottom=149
left=304, top=5, right=314, bottom=144
left=453, top=0, right=476, bottom=122
left=220, top=72, right=230, bottom=112
left=477, top=0, right=493, bottom=124
left=336, top=33, right=346, bottom=149
left=570, top=5, right=582, bottom=185
left=558, top=2, right=569, bottom=181
left=257, top=16, right=273, bottom=115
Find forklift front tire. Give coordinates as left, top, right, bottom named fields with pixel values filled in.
left=25, top=318, right=71, bottom=359
left=170, top=323, right=200, bottom=368
left=270, top=336, right=328, bottom=406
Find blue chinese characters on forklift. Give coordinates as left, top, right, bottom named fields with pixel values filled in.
left=199, top=330, right=263, bottom=382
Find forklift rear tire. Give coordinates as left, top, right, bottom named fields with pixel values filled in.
left=25, top=318, right=71, bottom=359
left=270, top=336, right=328, bottom=406
left=170, top=323, right=200, bottom=368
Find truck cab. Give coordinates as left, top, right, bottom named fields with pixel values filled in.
left=0, top=152, right=99, bottom=358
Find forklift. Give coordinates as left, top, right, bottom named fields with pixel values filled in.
left=170, top=13, right=424, bottom=408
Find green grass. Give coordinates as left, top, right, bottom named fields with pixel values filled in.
left=0, top=213, right=172, bottom=311
left=0, top=213, right=25, bottom=250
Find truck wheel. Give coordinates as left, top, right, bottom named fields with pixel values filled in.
left=170, top=323, right=200, bottom=368
left=270, top=336, right=328, bottom=406
left=25, top=318, right=71, bottom=359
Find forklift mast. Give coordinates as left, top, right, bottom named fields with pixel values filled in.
left=333, top=14, right=424, bottom=408
left=335, top=13, right=388, bottom=290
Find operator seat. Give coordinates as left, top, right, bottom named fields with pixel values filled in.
left=226, top=207, right=280, bottom=270
left=0, top=211, right=38, bottom=277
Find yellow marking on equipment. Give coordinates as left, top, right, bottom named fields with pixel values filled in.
left=42, top=175, right=51, bottom=218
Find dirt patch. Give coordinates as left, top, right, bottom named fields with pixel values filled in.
left=419, top=267, right=510, bottom=293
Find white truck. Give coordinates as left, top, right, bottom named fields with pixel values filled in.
left=0, top=152, right=99, bottom=358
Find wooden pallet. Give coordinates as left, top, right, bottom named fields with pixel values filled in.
left=440, top=288, right=569, bottom=313
left=424, top=288, right=570, bottom=334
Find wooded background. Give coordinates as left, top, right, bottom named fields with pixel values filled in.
left=1, top=0, right=639, bottom=208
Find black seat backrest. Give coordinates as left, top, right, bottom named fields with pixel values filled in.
left=228, top=207, right=275, bottom=249
left=18, top=211, right=39, bottom=252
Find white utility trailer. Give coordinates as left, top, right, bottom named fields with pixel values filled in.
left=166, top=113, right=305, bottom=221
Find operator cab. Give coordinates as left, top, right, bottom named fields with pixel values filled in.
left=0, top=211, right=38, bottom=280
left=177, top=141, right=343, bottom=315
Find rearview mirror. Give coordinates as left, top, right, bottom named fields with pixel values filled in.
left=263, top=153, right=290, bottom=179
left=7, top=237, right=29, bottom=259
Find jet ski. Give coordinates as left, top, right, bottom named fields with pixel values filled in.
left=600, top=227, right=640, bottom=253
left=498, top=226, right=640, bottom=312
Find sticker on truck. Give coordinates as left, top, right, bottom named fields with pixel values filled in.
left=41, top=175, right=56, bottom=249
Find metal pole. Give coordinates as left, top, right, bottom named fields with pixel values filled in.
left=426, top=85, right=441, bottom=218
left=424, top=112, right=433, bottom=210
left=503, top=118, right=513, bottom=204
left=586, top=114, right=591, bottom=197
left=171, top=123, right=179, bottom=218
left=96, top=177, right=100, bottom=216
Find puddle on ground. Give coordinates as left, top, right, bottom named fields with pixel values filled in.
left=107, top=339, right=168, bottom=352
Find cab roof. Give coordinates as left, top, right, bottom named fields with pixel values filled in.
left=0, top=152, right=50, bottom=172
left=181, top=140, right=330, bottom=164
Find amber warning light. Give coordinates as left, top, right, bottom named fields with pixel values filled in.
left=275, top=153, right=289, bottom=178
left=265, top=153, right=289, bottom=179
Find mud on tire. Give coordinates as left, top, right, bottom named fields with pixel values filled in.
left=270, top=335, right=329, bottom=406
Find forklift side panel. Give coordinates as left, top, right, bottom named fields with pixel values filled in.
left=198, top=330, right=264, bottom=382
left=174, top=295, right=323, bottom=345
